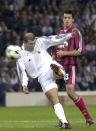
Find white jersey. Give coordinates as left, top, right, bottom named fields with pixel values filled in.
left=16, top=33, right=72, bottom=87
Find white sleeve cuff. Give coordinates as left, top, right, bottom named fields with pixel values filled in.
left=22, top=81, right=28, bottom=87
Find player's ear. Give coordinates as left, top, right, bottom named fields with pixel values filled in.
left=63, top=17, right=64, bottom=23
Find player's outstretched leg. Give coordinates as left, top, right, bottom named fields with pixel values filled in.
left=50, top=63, right=64, bottom=78
left=50, top=63, right=67, bottom=77
left=50, top=63, right=69, bottom=82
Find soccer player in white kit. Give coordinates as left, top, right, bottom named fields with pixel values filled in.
left=16, top=29, right=78, bottom=129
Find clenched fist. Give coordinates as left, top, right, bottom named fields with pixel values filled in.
left=23, top=86, right=29, bottom=94
left=72, top=28, right=79, bottom=37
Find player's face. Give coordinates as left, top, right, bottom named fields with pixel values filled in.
left=63, top=13, right=74, bottom=29
left=24, top=39, right=36, bottom=51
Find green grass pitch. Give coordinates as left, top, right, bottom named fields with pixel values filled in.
left=0, top=105, right=96, bottom=131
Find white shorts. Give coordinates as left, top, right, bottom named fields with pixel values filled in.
left=38, top=67, right=57, bottom=93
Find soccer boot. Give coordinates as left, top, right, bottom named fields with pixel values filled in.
left=50, top=63, right=65, bottom=79
left=60, top=122, right=72, bottom=129
left=56, top=120, right=62, bottom=127
left=86, top=119, right=94, bottom=126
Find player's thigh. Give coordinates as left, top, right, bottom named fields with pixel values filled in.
left=45, top=88, right=59, bottom=105
left=65, top=66, right=76, bottom=85
left=38, top=68, right=58, bottom=93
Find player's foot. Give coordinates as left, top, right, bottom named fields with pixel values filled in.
left=56, top=120, right=62, bottom=127
left=56, top=121, right=72, bottom=129
left=86, top=119, right=94, bottom=126
left=50, top=64, right=65, bottom=78
left=60, top=122, right=72, bottom=129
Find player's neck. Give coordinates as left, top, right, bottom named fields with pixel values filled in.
left=64, top=25, right=72, bottom=30
left=64, top=26, right=72, bottom=32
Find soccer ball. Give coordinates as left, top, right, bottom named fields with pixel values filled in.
left=5, top=45, right=22, bottom=60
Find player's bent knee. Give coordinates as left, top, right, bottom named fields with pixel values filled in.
left=45, top=89, right=59, bottom=105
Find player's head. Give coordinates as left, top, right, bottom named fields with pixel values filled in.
left=23, top=33, right=36, bottom=51
left=63, top=10, right=74, bottom=29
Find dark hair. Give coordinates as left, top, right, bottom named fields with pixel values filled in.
left=23, top=33, right=35, bottom=42
left=64, top=10, right=74, bottom=18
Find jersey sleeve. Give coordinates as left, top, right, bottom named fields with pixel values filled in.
left=75, top=31, right=85, bottom=55
left=37, top=33, right=72, bottom=50
left=16, top=58, right=29, bottom=87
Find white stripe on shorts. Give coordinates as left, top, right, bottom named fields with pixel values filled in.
left=72, top=66, right=75, bottom=84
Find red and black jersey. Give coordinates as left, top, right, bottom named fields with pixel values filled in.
left=53, top=26, right=85, bottom=68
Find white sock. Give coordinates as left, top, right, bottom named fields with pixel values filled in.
left=54, top=103, right=68, bottom=123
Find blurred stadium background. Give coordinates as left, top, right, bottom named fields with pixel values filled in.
left=0, top=0, right=96, bottom=105
left=0, top=0, right=96, bottom=131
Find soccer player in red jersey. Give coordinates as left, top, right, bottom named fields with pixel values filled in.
left=53, top=10, right=94, bottom=126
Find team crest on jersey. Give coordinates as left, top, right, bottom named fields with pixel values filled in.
left=58, top=41, right=68, bottom=48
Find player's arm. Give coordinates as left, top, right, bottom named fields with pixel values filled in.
left=16, top=59, right=29, bottom=94
left=57, top=50, right=81, bottom=57
left=65, top=50, right=81, bottom=56
left=50, top=33, right=72, bottom=45
left=49, top=28, right=78, bottom=46
left=23, top=85, right=29, bottom=94
left=57, top=31, right=85, bottom=57
left=39, top=28, right=78, bottom=49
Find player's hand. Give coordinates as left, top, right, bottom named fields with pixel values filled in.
left=72, top=28, right=79, bottom=37
left=23, top=86, right=29, bottom=94
left=57, top=50, right=64, bottom=58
